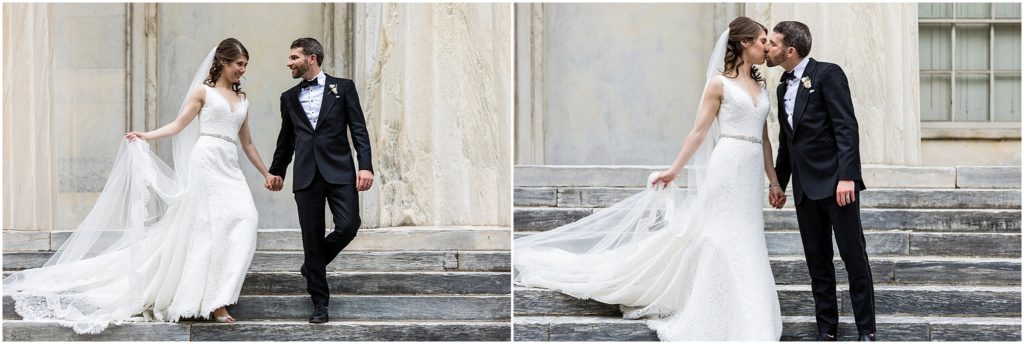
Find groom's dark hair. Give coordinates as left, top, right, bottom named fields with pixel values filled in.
left=773, top=21, right=812, bottom=58
left=291, top=38, right=324, bottom=66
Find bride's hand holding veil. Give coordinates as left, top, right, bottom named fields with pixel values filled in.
left=653, top=76, right=726, bottom=190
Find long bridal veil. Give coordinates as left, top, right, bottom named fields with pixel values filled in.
left=3, top=47, right=215, bottom=334
left=513, top=29, right=730, bottom=296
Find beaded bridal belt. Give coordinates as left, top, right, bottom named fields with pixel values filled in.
left=720, top=133, right=762, bottom=144
left=200, top=133, right=237, bottom=144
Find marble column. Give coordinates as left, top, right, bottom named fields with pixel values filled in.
left=4, top=3, right=55, bottom=231
left=747, top=3, right=922, bottom=165
left=353, top=3, right=511, bottom=227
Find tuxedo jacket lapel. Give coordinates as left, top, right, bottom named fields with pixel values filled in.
left=791, top=58, right=818, bottom=135
left=315, top=75, right=337, bottom=132
left=290, top=87, right=315, bottom=132
left=776, top=81, right=793, bottom=137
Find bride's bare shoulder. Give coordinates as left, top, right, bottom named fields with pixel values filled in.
left=189, top=85, right=207, bottom=103
left=704, top=76, right=725, bottom=100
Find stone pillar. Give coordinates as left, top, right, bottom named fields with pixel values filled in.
left=353, top=3, right=511, bottom=227
left=514, top=3, right=545, bottom=165
left=747, top=3, right=922, bottom=165
left=3, top=3, right=54, bottom=231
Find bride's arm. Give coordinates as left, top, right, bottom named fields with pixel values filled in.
left=652, top=78, right=724, bottom=186
left=761, top=125, right=781, bottom=187
left=762, top=125, right=785, bottom=208
left=238, top=113, right=272, bottom=179
left=126, top=87, right=204, bottom=141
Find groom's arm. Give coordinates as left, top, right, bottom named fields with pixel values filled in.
left=774, top=125, right=792, bottom=191
left=269, top=94, right=296, bottom=179
left=821, top=65, right=862, bottom=182
left=343, top=79, right=374, bottom=174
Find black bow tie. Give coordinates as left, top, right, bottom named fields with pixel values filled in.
left=299, top=78, right=319, bottom=88
left=781, top=71, right=796, bottom=83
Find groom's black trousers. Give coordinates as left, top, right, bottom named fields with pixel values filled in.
left=794, top=190, right=876, bottom=335
left=295, top=169, right=360, bottom=307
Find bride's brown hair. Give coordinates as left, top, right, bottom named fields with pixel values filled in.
left=722, top=17, right=767, bottom=83
left=204, top=38, right=249, bottom=95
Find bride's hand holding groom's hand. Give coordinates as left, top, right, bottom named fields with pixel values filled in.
left=264, top=174, right=283, bottom=191
left=769, top=185, right=786, bottom=209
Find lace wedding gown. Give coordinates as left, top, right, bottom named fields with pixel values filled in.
left=5, top=85, right=258, bottom=334
left=515, top=75, right=783, bottom=341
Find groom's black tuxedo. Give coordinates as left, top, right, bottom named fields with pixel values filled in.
left=774, top=58, right=876, bottom=336
left=270, top=74, right=373, bottom=307
left=270, top=75, right=373, bottom=190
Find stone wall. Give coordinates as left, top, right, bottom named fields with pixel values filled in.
left=515, top=3, right=935, bottom=166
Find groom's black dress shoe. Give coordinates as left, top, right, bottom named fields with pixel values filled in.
left=309, top=304, right=329, bottom=323
left=858, top=333, right=876, bottom=341
left=816, top=329, right=838, bottom=341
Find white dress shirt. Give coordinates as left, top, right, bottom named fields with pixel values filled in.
left=783, top=57, right=810, bottom=128
left=299, top=71, right=327, bottom=128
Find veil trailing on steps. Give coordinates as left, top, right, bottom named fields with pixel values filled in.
left=3, top=47, right=215, bottom=334
left=513, top=29, right=729, bottom=298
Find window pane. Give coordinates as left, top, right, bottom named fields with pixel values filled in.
left=956, top=3, right=992, bottom=19
left=919, top=3, right=953, bottom=18
left=994, top=24, right=1021, bottom=71
left=956, top=24, right=990, bottom=71
left=955, top=74, right=990, bottom=121
left=921, top=74, right=952, bottom=121
left=994, top=74, right=1021, bottom=121
left=920, top=25, right=952, bottom=70
left=994, top=3, right=1021, bottom=19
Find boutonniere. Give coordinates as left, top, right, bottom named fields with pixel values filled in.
left=329, top=84, right=338, bottom=95
left=801, top=76, right=812, bottom=89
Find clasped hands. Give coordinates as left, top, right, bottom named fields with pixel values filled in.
left=264, top=170, right=374, bottom=192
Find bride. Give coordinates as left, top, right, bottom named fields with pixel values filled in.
left=4, top=38, right=276, bottom=334
left=514, top=17, right=785, bottom=341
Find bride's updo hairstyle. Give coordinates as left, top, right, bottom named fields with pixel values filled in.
left=204, top=38, right=249, bottom=95
left=723, top=17, right=767, bottom=83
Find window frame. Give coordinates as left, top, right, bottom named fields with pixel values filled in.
left=919, top=3, right=1022, bottom=122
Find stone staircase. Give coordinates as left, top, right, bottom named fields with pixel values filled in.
left=513, top=165, right=1021, bottom=341
left=2, top=226, right=512, bottom=341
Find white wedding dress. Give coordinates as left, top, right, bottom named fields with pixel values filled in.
left=514, top=74, right=783, bottom=341
left=4, top=84, right=258, bottom=334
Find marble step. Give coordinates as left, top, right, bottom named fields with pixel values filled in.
left=513, top=286, right=1021, bottom=318
left=770, top=256, right=1017, bottom=285
left=515, top=230, right=1021, bottom=258
left=0, top=270, right=510, bottom=296
left=3, top=319, right=511, bottom=341
left=513, top=315, right=1021, bottom=341
left=514, top=207, right=1021, bottom=232
left=3, top=250, right=510, bottom=272
left=516, top=187, right=1022, bottom=209
left=510, top=256, right=1020, bottom=286
left=514, top=165, right=1020, bottom=189
left=4, top=226, right=512, bottom=252
left=240, top=272, right=510, bottom=295
left=4, top=294, right=510, bottom=321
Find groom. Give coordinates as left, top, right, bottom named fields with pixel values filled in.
left=267, top=37, right=374, bottom=323
left=766, top=22, right=876, bottom=341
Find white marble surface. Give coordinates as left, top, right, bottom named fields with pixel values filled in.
left=539, top=3, right=717, bottom=165
left=353, top=3, right=511, bottom=227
